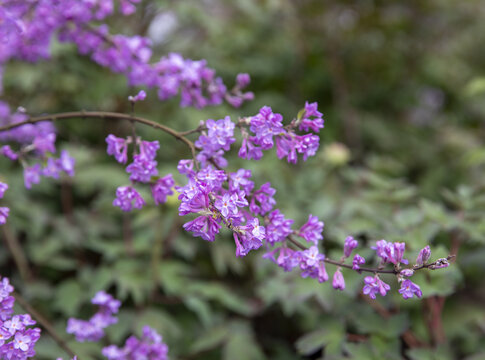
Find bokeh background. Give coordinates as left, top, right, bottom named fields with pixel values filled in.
left=1, top=1, right=485, bottom=359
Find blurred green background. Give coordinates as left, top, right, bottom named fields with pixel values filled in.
left=1, top=1, right=485, bottom=359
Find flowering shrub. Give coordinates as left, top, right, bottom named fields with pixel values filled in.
left=0, top=1, right=476, bottom=359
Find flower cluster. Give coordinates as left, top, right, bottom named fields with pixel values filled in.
left=0, top=277, right=41, bottom=359
left=176, top=164, right=269, bottom=256
left=238, top=103, right=323, bottom=163
left=66, top=291, right=120, bottom=342
left=0, top=1, right=251, bottom=109
left=0, top=101, right=75, bottom=190
left=107, top=135, right=175, bottom=212
left=195, top=116, right=235, bottom=168
left=102, top=326, right=168, bottom=360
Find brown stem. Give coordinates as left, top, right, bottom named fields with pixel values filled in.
left=1, top=224, right=32, bottom=282
left=287, top=234, right=398, bottom=274
left=0, top=111, right=198, bottom=163
left=13, top=291, right=78, bottom=359
left=424, top=296, right=446, bottom=345
left=286, top=234, right=453, bottom=275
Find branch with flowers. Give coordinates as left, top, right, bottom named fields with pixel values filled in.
left=0, top=1, right=454, bottom=359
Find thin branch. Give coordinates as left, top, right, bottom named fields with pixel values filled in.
left=0, top=111, right=198, bottom=163
left=13, top=291, right=78, bottom=359
left=1, top=224, right=32, bottom=282
left=287, top=234, right=453, bottom=275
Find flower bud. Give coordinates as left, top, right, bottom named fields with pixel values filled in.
left=400, top=269, right=414, bottom=277
left=416, top=245, right=431, bottom=266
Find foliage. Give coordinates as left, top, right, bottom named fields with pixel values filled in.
left=1, top=0, right=485, bottom=359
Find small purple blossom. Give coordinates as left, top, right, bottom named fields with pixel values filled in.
left=126, top=154, right=158, bottom=183
left=183, top=215, right=221, bottom=242
left=416, top=245, right=431, bottom=266
left=215, top=193, right=238, bottom=218
left=67, top=291, right=120, bottom=342
left=400, top=269, right=414, bottom=277
left=298, top=214, right=324, bottom=245
left=399, top=279, right=422, bottom=299
left=265, top=209, right=293, bottom=245
left=362, top=275, right=391, bottom=299
left=0, top=182, right=7, bottom=198
left=24, top=164, right=42, bottom=189
left=102, top=325, right=168, bottom=360
left=33, top=133, right=56, bottom=154
left=298, top=102, right=324, bottom=133
left=106, top=135, right=129, bottom=164
left=373, top=240, right=408, bottom=265
left=151, top=174, right=175, bottom=205
left=195, top=116, right=235, bottom=168
left=233, top=217, right=265, bottom=257
left=128, top=89, right=146, bottom=102
left=343, top=236, right=358, bottom=258
left=352, top=254, right=365, bottom=270
left=249, top=182, right=276, bottom=216
left=1, top=145, right=18, bottom=160
left=236, top=73, right=250, bottom=88
left=138, top=140, right=159, bottom=161
left=229, top=169, right=254, bottom=193
left=113, top=186, right=145, bottom=211
left=332, top=268, right=345, bottom=291
left=300, top=246, right=325, bottom=269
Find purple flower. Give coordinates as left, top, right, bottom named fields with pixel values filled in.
left=332, top=268, right=345, bottom=290
left=215, top=193, right=238, bottom=218
left=0, top=182, right=8, bottom=198
left=238, top=137, right=263, bottom=160
left=263, top=247, right=299, bottom=272
left=236, top=73, right=250, bottom=88
left=249, top=182, right=276, bottom=216
left=13, top=332, right=31, bottom=351
left=126, top=154, right=158, bottom=183
left=177, top=159, right=195, bottom=178
left=58, top=150, right=75, bottom=176
left=249, top=106, right=285, bottom=150
left=67, top=291, right=120, bottom=342
left=298, top=102, right=324, bottom=133
left=24, top=164, right=42, bottom=189
left=106, top=135, right=129, bottom=164
left=183, top=215, right=221, bottom=242
left=1, top=145, right=18, bottom=160
left=128, top=89, right=146, bottom=102
left=416, top=245, right=431, bottom=266
left=300, top=246, right=325, bottom=269
left=0, top=276, right=40, bottom=357
left=151, top=174, right=175, bottom=205
left=399, top=279, right=422, bottom=299
left=233, top=217, right=265, bottom=257
left=102, top=325, right=168, bottom=360
left=373, top=240, right=408, bottom=265
left=343, top=236, right=358, bottom=258
left=265, top=209, right=294, bottom=245
left=33, top=132, right=56, bottom=154
left=195, top=116, right=235, bottom=168
left=298, top=214, right=324, bottom=245
left=229, top=169, right=254, bottom=193
left=362, top=275, right=391, bottom=299
left=400, top=269, right=414, bottom=277
left=138, top=140, right=159, bottom=161
left=352, top=254, right=365, bottom=270
left=113, top=186, right=145, bottom=211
